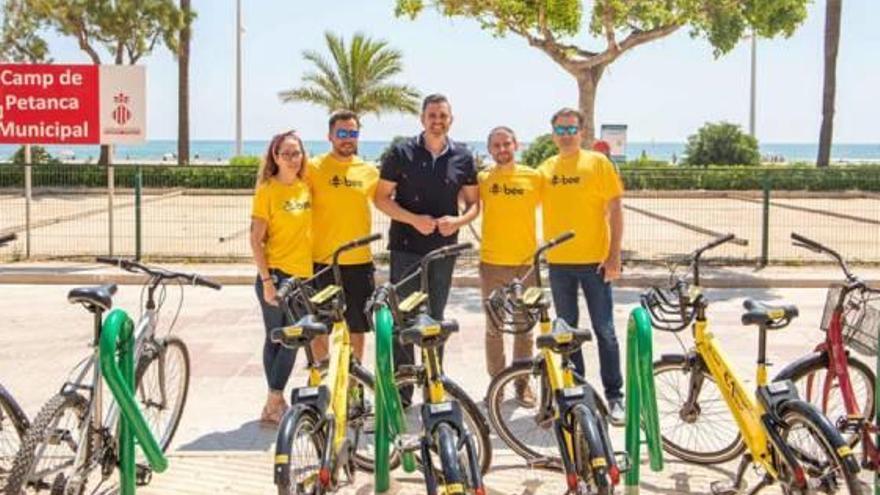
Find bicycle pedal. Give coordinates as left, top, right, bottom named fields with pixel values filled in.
left=394, top=433, right=421, bottom=453
left=709, top=480, right=741, bottom=495
left=135, top=463, right=153, bottom=486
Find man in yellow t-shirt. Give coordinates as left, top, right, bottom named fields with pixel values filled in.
left=307, top=110, right=379, bottom=361
left=478, top=126, right=541, bottom=407
left=539, top=108, right=625, bottom=425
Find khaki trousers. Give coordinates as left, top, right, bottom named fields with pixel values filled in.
left=480, top=262, right=536, bottom=378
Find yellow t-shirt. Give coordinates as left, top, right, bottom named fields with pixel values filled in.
left=306, top=153, right=379, bottom=265
left=251, top=178, right=313, bottom=277
left=538, top=150, right=623, bottom=264
left=478, top=164, right=542, bottom=266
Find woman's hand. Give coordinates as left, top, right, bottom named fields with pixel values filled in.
left=262, top=279, right=279, bottom=306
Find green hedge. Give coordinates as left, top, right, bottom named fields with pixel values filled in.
left=0, top=164, right=258, bottom=189
left=2, top=163, right=880, bottom=191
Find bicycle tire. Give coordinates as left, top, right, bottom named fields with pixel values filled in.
left=778, top=405, right=861, bottom=494
left=434, top=423, right=465, bottom=494
left=4, top=393, right=89, bottom=495
left=571, top=404, right=611, bottom=495
left=394, top=368, right=492, bottom=475
left=652, top=357, right=745, bottom=464
left=783, top=353, right=875, bottom=447
left=0, top=387, right=28, bottom=488
left=276, top=406, right=325, bottom=495
left=135, top=336, right=190, bottom=454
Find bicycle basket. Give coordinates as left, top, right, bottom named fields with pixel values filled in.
left=823, top=285, right=880, bottom=357
left=485, top=285, right=537, bottom=335
left=820, top=284, right=844, bottom=332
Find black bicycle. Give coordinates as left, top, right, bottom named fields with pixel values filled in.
left=0, top=234, right=30, bottom=491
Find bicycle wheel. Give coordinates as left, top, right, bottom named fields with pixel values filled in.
left=277, top=407, right=325, bottom=495
left=0, top=388, right=27, bottom=487
left=652, top=357, right=745, bottom=464
left=395, top=368, right=492, bottom=475
left=785, top=354, right=875, bottom=447
left=779, top=407, right=861, bottom=494
left=571, top=405, right=611, bottom=495
left=486, top=360, right=559, bottom=463
left=135, top=336, right=190, bottom=453
left=4, top=393, right=89, bottom=495
left=433, top=423, right=465, bottom=495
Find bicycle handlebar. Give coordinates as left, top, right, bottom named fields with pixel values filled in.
left=0, top=233, right=16, bottom=247
left=96, top=257, right=222, bottom=290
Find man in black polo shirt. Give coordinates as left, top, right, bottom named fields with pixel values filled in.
left=375, top=94, right=480, bottom=404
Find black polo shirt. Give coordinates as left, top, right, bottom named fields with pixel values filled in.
left=380, top=134, right=477, bottom=255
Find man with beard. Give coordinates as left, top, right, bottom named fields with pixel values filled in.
left=375, top=94, right=480, bottom=405
left=478, top=126, right=541, bottom=407
left=307, top=110, right=379, bottom=361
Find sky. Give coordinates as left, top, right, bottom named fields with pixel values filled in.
left=29, top=0, right=880, bottom=143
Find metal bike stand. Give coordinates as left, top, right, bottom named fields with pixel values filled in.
left=374, top=306, right=416, bottom=493
left=99, top=309, right=168, bottom=495
left=624, top=307, right=664, bottom=495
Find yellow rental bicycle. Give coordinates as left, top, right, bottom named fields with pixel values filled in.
left=642, top=234, right=861, bottom=494
left=485, top=232, right=625, bottom=495
left=271, top=234, right=382, bottom=495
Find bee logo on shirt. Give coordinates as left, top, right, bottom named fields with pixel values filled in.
left=330, top=175, right=364, bottom=188
left=490, top=183, right=525, bottom=195
left=551, top=175, right=580, bottom=186
left=283, top=199, right=311, bottom=212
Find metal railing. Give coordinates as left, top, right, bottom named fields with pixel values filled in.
left=1, top=164, right=879, bottom=264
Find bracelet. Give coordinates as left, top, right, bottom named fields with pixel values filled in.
left=261, top=276, right=272, bottom=283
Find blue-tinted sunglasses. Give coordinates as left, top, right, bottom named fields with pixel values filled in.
left=553, top=125, right=580, bottom=136
left=335, top=129, right=360, bottom=139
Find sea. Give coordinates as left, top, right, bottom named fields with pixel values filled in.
left=1, top=140, right=879, bottom=164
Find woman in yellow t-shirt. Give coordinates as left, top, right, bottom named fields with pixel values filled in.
left=250, top=130, right=313, bottom=424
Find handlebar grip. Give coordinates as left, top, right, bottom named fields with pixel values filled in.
left=95, top=256, right=122, bottom=265
left=193, top=275, right=222, bottom=290
left=0, top=233, right=17, bottom=245
left=547, top=231, right=575, bottom=249
left=353, top=233, right=382, bottom=247
left=706, top=233, right=736, bottom=251
left=790, top=232, right=825, bottom=252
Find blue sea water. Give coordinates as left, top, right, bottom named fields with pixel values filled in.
left=1, top=140, right=878, bottom=163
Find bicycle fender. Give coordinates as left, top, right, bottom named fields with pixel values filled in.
left=572, top=405, right=610, bottom=487
left=274, top=405, right=320, bottom=486
left=780, top=399, right=861, bottom=475
left=772, top=351, right=827, bottom=382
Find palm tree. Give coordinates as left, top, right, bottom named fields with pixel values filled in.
left=279, top=32, right=420, bottom=117
left=817, top=0, right=842, bottom=168
left=177, top=0, right=192, bottom=165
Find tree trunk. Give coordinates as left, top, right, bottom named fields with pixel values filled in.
left=575, top=66, right=605, bottom=145
left=178, top=0, right=191, bottom=165
left=817, top=0, right=842, bottom=168
left=98, top=145, right=111, bottom=165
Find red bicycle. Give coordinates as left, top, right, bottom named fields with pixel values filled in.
left=774, top=232, right=880, bottom=470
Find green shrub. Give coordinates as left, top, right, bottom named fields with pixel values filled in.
left=520, top=134, right=557, bottom=167
left=683, top=122, right=760, bottom=167
left=229, top=155, right=261, bottom=167
left=11, top=145, right=61, bottom=165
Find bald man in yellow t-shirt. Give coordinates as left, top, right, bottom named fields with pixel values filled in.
left=478, top=126, right=541, bottom=407
left=539, top=108, right=625, bottom=426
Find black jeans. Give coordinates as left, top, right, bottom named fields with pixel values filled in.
left=255, top=271, right=298, bottom=392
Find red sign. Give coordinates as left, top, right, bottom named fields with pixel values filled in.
left=0, top=64, right=100, bottom=144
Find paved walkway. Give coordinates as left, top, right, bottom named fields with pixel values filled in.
left=0, top=281, right=876, bottom=494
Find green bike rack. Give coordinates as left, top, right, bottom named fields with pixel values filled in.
left=374, top=306, right=416, bottom=493
left=624, top=307, right=663, bottom=494
left=99, top=309, right=168, bottom=495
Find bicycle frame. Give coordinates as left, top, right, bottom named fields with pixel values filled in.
left=691, top=316, right=777, bottom=476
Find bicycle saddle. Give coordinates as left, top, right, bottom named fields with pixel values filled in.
left=741, top=299, right=799, bottom=328
left=67, top=284, right=117, bottom=313
left=536, top=318, right=593, bottom=354
left=398, top=313, right=458, bottom=348
left=270, top=314, right=330, bottom=348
